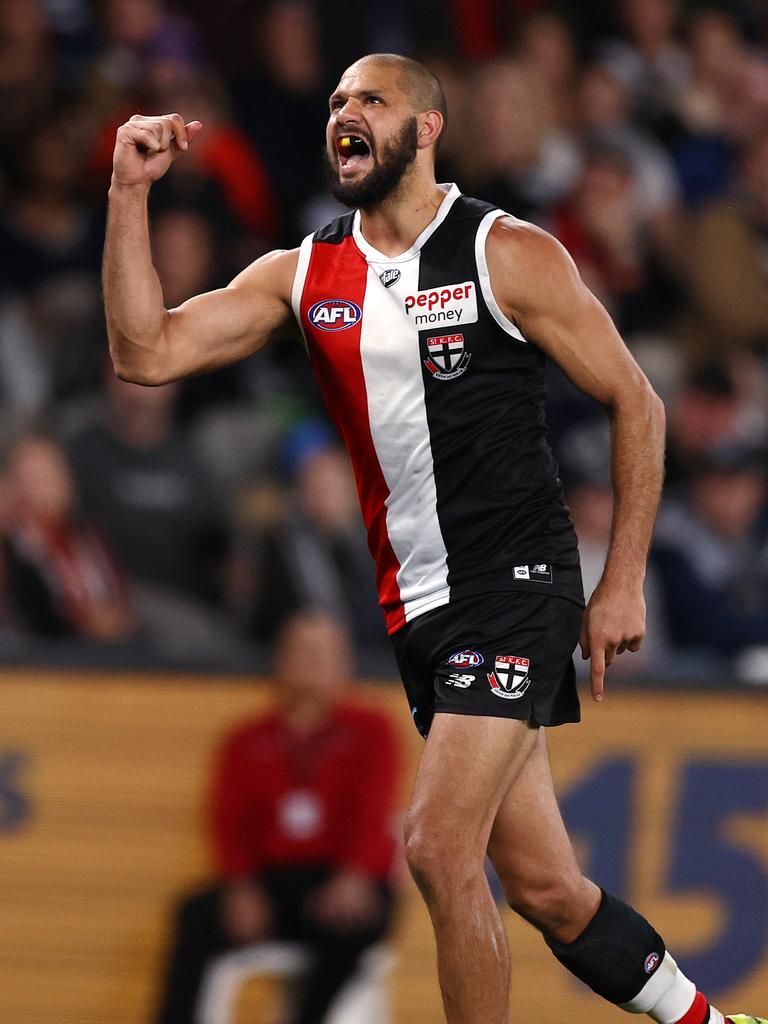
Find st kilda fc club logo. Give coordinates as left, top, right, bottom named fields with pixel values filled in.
left=487, top=655, right=531, bottom=700
left=424, top=333, right=471, bottom=381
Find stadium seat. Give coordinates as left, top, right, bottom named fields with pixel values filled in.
left=195, top=940, right=394, bottom=1024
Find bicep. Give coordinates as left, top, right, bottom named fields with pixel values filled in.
left=161, top=250, right=296, bottom=381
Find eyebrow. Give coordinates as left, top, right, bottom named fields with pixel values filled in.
left=328, top=88, right=387, bottom=105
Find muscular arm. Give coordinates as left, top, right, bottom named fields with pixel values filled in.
left=103, top=113, right=297, bottom=385
left=486, top=218, right=666, bottom=698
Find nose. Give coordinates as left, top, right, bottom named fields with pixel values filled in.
left=335, top=97, right=362, bottom=126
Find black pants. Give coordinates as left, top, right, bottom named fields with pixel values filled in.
left=154, top=866, right=395, bottom=1024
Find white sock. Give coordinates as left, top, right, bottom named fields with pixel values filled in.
left=618, top=952, right=702, bottom=1022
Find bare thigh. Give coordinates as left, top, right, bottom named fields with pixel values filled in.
left=405, top=712, right=541, bottom=875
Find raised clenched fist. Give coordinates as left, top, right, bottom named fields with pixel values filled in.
left=112, top=113, right=203, bottom=187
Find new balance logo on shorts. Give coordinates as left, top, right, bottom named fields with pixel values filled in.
left=487, top=656, right=531, bottom=700
left=447, top=673, right=474, bottom=688
left=513, top=564, right=553, bottom=583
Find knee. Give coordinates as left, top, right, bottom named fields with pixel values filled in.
left=403, top=816, right=479, bottom=902
left=501, top=873, right=591, bottom=937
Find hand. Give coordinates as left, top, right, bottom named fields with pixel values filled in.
left=579, top=582, right=645, bottom=702
left=221, top=878, right=272, bottom=945
left=112, top=113, right=203, bottom=187
left=304, top=871, right=381, bottom=932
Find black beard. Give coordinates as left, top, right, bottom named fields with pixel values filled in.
left=325, top=117, right=418, bottom=209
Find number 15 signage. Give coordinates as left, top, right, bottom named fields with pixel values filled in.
left=548, top=694, right=768, bottom=998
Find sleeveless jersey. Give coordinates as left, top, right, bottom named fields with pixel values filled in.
left=292, top=184, right=583, bottom=635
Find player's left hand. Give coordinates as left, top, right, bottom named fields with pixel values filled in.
left=579, top=582, right=645, bottom=702
left=304, top=870, right=381, bottom=931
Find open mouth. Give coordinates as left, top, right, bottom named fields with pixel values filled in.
left=336, top=134, right=372, bottom=172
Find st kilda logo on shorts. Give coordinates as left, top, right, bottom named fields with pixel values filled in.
left=487, top=655, right=531, bottom=700
left=308, top=299, right=362, bottom=332
left=424, top=333, right=471, bottom=381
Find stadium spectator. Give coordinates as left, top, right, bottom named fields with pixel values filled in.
left=2, top=434, right=135, bottom=640
left=236, top=421, right=387, bottom=652
left=665, top=9, right=742, bottom=207
left=89, top=0, right=203, bottom=97
left=517, top=10, right=580, bottom=131
left=150, top=72, right=279, bottom=244
left=87, top=70, right=278, bottom=260
left=548, top=143, right=677, bottom=334
left=0, top=115, right=105, bottom=419
left=0, top=0, right=55, bottom=159
left=664, top=360, right=768, bottom=490
left=66, top=372, right=230, bottom=656
left=599, top=0, right=690, bottom=135
left=149, top=205, right=246, bottom=421
left=577, top=62, right=683, bottom=266
left=456, top=58, right=581, bottom=222
left=232, top=1, right=330, bottom=243
left=651, top=445, right=768, bottom=671
left=680, top=128, right=768, bottom=358
left=677, top=7, right=768, bottom=150
left=153, top=610, right=401, bottom=1024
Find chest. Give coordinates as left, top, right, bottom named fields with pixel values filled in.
left=300, top=240, right=505, bottom=387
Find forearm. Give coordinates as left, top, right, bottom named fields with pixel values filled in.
left=602, top=387, right=666, bottom=590
left=103, top=179, right=169, bottom=383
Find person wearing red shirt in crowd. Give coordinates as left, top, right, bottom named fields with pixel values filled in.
left=2, top=434, right=135, bottom=640
left=153, top=610, right=401, bottom=1024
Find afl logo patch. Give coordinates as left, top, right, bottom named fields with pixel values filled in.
left=308, top=299, right=362, bottom=331
left=447, top=650, right=484, bottom=668
left=644, top=952, right=661, bottom=974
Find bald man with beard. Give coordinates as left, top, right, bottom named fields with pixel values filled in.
left=104, top=53, right=763, bottom=1024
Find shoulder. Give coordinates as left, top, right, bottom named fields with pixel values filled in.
left=485, top=216, right=582, bottom=314
left=486, top=215, right=575, bottom=269
left=229, top=247, right=300, bottom=306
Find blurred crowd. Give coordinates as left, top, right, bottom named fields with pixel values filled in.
left=0, top=0, right=767, bottom=681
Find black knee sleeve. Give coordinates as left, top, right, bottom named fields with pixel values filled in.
left=544, top=889, right=666, bottom=1005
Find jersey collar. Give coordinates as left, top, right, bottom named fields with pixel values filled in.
left=351, top=183, right=462, bottom=263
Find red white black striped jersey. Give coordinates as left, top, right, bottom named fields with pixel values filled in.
left=292, top=184, right=583, bottom=635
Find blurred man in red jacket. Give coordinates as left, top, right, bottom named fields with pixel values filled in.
left=154, top=610, right=401, bottom=1024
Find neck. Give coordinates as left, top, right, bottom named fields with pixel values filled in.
left=358, top=170, right=447, bottom=258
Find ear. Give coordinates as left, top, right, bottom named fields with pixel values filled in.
left=416, top=110, right=444, bottom=151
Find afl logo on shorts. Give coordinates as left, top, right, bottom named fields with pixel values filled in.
left=308, top=299, right=362, bottom=331
left=447, top=650, right=484, bottom=668
left=487, top=655, right=531, bottom=700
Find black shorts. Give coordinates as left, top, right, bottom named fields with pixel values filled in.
left=391, top=592, right=583, bottom=737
